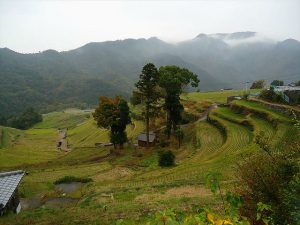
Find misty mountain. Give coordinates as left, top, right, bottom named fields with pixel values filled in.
left=0, top=32, right=299, bottom=117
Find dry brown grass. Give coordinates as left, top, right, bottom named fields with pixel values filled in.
left=135, top=185, right=211, bottom=202
left=93, top=167, right=134, bottom=181
left=165, top=185, right=211, bottom=197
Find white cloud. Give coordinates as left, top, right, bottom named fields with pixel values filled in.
left=0, top=0, right=299, bottom=53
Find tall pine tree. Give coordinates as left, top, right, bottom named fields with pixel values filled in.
left=135, top=63, right=159, bottom=147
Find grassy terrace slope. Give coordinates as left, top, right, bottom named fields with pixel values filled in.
left=0, top=91, right=299, bottom=225
left=0, top=126, right=23, bottom=149
left=67, top=118, right=144, bottom=148
left=231, top=100, right=292, bottom=123
left=34, top=109, right=91, bottom=129
left=0, top=128, right=61, bottom=168
left=181, top=89, right=260, bottom=103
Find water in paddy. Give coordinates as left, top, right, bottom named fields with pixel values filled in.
left=21, top=182, right=83, bottom=210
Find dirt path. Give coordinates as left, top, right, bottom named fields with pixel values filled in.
left=197, top=103, right=218, bottom=122
left=57, top=129, right=70, bottom=151
left=182, top=103, right=218, bottom=128
left=156, top=103, right=218, bottom=132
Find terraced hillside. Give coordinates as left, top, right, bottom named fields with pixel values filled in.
left=0, top=126, right=23, bottom=149
left=34, top=109, right=91, bottom=129
left=0, top=91, right=298, bottom=225
left=181, top=89, right=261, bottom=103
left=67, top=118, right=144, bottom=148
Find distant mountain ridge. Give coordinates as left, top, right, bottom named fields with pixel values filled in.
left=0, top=32, right=299, bottom=117
left=196, top=31, right=257, bottom=40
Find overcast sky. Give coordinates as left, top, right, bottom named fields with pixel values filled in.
left=0, top=0, right=299, bottom=53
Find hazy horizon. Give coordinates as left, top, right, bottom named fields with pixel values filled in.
left=1, top=0, right=300, bottom=53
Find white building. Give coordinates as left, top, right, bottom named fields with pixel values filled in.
left=272, top=85, right=300, bottom=92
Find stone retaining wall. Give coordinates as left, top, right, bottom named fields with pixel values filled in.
left=250, top=99, right=300, bottom=119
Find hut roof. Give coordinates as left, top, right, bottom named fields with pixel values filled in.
left=0, top=170, right=25, bottom=210
left=137, top=133, right=156, bottom=142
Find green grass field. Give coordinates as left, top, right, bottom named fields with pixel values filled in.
left=0, top=128, right=62, bottom=169
left=0, top=126, right=23, bottom=149
left=67, top=118, right=144, bottom=148
left=34, top=109, right=90, bottom=129
left=0, top=90, right=298, bottom=225
left=232, top=100, right=292, bottom=123
left=181, top=89, right=261, bottom=103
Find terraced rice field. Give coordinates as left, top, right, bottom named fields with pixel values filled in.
left=0, top=96, right=298, bottom=225
left=67, top=118, right=110, bottom=147
left=100, top=113, right=254, bottom=189
left=212, top=106, right=247, bottom=123
left=67, top=118, right=144, bottom=148
left=0, top=126, right=23, bottom=148
left=232, top=100, right=292, bottom=123
left=34, top=110, right=90, bottom=129
left=0, top=128, right=62, bottom=168
left=182, top=89, right=261, bottom=103
left=114, top=104, right=292, bottom=189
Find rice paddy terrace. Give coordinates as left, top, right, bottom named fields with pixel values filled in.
left=0, top=90, right=298, bottom=225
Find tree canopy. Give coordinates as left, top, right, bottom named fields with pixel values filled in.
left=3, top=108, right=42, bottom=130
left=135, top=63, right=160, bottom=146
left=250, top=80, right=265, bottom=89
left=271, top=80, right=284, bottom=86
left=93, top=96, right=131, bottom=149
left=159, top=65, right=199, bottom=136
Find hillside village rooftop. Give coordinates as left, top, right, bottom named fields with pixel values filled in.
left=0, top=170, right=25, bottom=216
left=137, top=133, right=156, bottom=147
left=272, top=85, right=300, bottom=92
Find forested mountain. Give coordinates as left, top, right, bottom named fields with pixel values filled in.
left=0, top=32, right=299, bottom=117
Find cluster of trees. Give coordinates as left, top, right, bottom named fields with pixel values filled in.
left=271, top=80, right=284, bottom=86
left=259, top=88, right=284, bottom=103
left=250, top=80, right=265, bottom=89
left=134, top=63, right=199, bottom=146
left=251, top=79, right=300, bottom=90
left=93, top=96, right=131, bottom=151
left=270, top=80, right=300, bottom=86
left=258, top=79, right=300, bottom=104
left=0, top=108, right=42, bottom=130
left=93, top=63, right=199, bottom=152
left=0, top=64, right=123, bottom=119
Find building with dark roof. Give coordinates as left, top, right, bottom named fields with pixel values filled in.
left=0, top=170, right=25, bottom=216
left=227, top=96, right=242, bottom=104
left=137, top=132, right=156, bottom=147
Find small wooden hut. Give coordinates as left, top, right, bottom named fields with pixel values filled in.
left=137, top=133, right=156, bottom=147
left=0, top=170, right=25, bottom=216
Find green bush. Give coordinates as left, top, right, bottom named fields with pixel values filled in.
left=158, top=139, right=170, bottom=147
left=237, top=132, right=300, bottom=225
left=259, top=89, right=284, bottom=103
left=158, top=150, right=175, bottom=167
left=54, top=176, right=93, bottom=184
